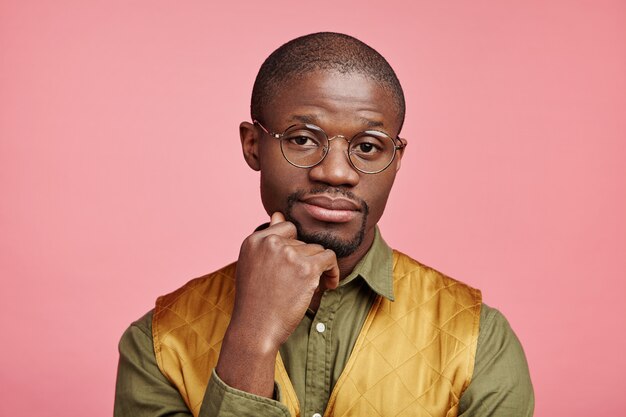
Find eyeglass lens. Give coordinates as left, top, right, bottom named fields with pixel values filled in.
left=280, top=125, right=396, bottom=173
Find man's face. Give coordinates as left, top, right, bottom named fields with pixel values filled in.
left=242, top=70, right=405, bottom=258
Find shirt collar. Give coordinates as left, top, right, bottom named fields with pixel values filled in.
left=253, top=223, right=395, bottom=301
left=339, top=226, right=395, bottom=301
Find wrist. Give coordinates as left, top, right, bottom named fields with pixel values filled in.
left=216, top=323, right=278, bottom=398
left=223, top=320, right=280, bottom=358
left=226, top=312, right=287, bottom=353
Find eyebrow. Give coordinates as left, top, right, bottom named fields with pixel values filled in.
left=363, top=119, right=384, bottom=128
left=288, top=114, right=318, bottom=124
left=287, top=115, right=385, bottom=129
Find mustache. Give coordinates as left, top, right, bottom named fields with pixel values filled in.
left=286, top=187, right=368, bottom=212
left=284, top=186, right=370, bottom=258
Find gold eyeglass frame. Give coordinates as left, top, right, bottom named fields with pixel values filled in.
left=253, top=120, right=406, bottom=174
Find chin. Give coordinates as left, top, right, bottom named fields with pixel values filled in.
left=296, top=227, right=366, bottom=258
left=282, top=187, right=371, bottom=258
left=288, top=207, right=370, bottom=258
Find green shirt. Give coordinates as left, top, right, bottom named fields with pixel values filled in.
left=115, top=230, right=534, bottom=416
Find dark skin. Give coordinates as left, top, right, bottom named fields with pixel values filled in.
left=215, top=70, right=406, bottom=398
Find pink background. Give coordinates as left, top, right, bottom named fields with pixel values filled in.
left=1, top=1, right=625, bottom=416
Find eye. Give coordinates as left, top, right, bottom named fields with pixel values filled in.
left=283, top=128, right=323, bottom=149
left=351, top=139, right=383, bottom=156
left=291, top=136, right=317, bottom=147
left=356, top=142, right=377, bottom=153
left=349, top=133, right=393, bottom=162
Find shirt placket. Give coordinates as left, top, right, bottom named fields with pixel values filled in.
left=303, top=287, right=341, bottom=417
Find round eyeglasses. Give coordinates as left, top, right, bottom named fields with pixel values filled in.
left=253, top=120, right=406, bottom=174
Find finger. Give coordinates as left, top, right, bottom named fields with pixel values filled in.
left=266, top=221, right=298, bottom=240
left=264, top=234, right=306, bottom=247
left=291, top=242, right=327, bottom=255
left=311, top=249, right=340, bottom=290
left=267, top=211, right=296, bottom=239
left=270, top=212, right=286, bottom=226
left=253, top=213, right=297, bottom=240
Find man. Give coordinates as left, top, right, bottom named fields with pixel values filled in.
left=114, top=32, right=534, bottom=417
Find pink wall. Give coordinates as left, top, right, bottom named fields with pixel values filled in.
left=1, top=1, right=625, bottom=415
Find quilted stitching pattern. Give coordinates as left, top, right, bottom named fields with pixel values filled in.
left=153, top=263, right=236, bottom=415
left=152, top=263, right=300, bottom=417
left=152, top=251, right=481, bottom=417
left=325, top=251, right=481, bottom=417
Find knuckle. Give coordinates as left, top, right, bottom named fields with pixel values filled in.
left=284, top=245, right=298, bottom=262
left=265, top=234, right=281, bottom=247
left=240, top=236, right=254, bottom=251
left=284, top=222, right=297, bottom=235
left=299, top=262, right=314, bottom=277
left=308, top=243, right=325, bottom=253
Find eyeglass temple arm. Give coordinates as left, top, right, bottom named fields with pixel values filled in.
left=252, top=120, right=281, bottom=138
left=395, top=137, right=407, bottom=150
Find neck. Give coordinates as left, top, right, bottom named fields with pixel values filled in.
left=307, top=231, right=375, bottom=313
left=336, top=231, right=375, bottom=280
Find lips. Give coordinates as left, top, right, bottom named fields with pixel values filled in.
left=299, top=195, right=360, bottom=223
left=301, top=195, right=361, bottom=211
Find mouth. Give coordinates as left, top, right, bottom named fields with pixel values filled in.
left=298, top=195, right=361, bottom=223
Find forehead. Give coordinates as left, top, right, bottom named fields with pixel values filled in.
left=264, top=70, right=401, bottom=133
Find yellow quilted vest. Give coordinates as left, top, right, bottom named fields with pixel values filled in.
left=153, top=251, right=481, bottom=417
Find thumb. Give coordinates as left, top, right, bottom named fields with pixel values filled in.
left=320, top=250, right=340, bottom=291
left=321, top=269, right=340, bottom=291
left=270, top=211, right=286, bottom=226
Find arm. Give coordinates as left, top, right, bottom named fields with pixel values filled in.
left=114, top=313, right=192, bottom=417
left=458, top=304, right=535, bottom=416
left=114, top=213, right=338, bottom=416
left=215, top=212, right=339, bottom=397
left=114, top=312, right=291, bottom=417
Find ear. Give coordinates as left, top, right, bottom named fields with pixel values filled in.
left=240, top=121, right=261, bottom=171
left=394, top=138, right=408, bottom=172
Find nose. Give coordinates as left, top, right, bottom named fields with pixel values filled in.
left=308, top=136, right=360, bottom=187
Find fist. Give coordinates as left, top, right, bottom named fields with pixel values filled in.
left=230, top=212, right=339, bottom=350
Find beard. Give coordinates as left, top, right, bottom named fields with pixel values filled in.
left=285, top=187, right=369, bottom=258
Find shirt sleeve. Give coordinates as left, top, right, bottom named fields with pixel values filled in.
left=113, top=311, right=290, bottom=417
left=458, top=304, right=535, bottom=416
left=203, top=369, right=290, bottom=417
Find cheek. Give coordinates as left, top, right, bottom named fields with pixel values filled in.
left=259, top=170, right=283, bottom=215
left=258, top=142, right=288, bottom=213
left=363, top=173, right=397, bottom=223
left=259, top=165, right=307, bottom=215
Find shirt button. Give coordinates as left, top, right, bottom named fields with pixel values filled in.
left=312, top=413, right=322, bottom=417
left=315, top=322, right=326, bottom=333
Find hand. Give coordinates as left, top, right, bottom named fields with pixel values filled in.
left=215, top=212, right=339, bottom=397
left=231, top=211, right=339, bottom=349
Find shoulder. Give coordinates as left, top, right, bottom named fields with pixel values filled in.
left=130, top=310, right=153, bottom=336
left=155, top=262, right=238, bottom=312
left=478, top=304, right=511, bottom=337
left=118, top=310, right=154, bottom=352
left=391, top=250, right=482, bottom=304
left=476, top=304, right=531, bottom=368
left=119, top=261, right=237, bottom=347
left=151, top=263, right=239, bottom=359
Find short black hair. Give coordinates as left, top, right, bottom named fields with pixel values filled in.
left=251, top=32, right=406, bottom=133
